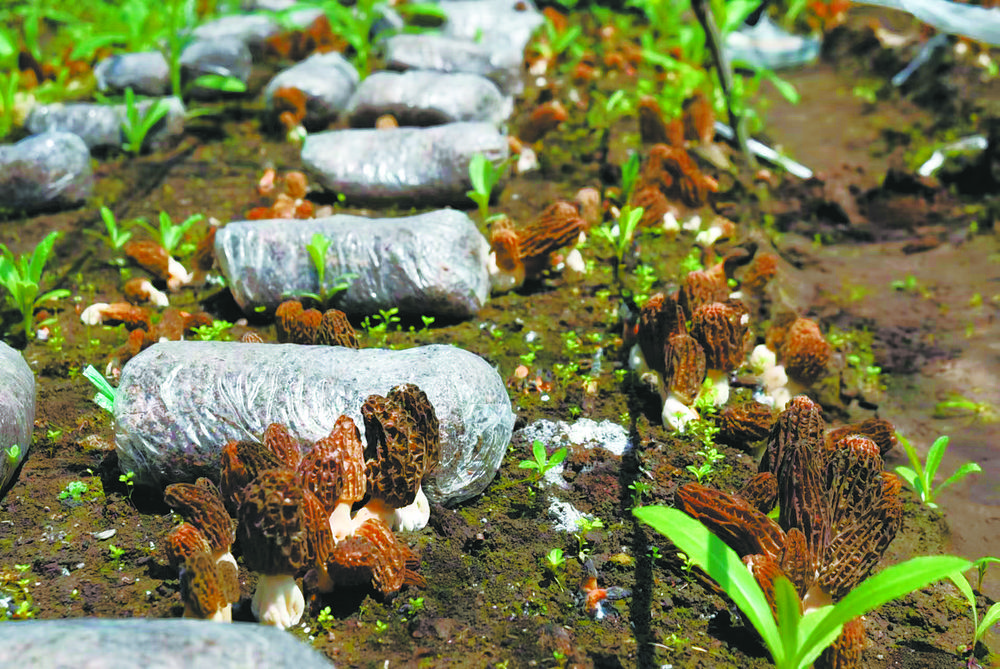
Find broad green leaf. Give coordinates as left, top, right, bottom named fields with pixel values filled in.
left=773, top=576, right=801, bottom=663
left=977, top=601, right=1000, bottom=642
left=190, top=74, right=247, bottom=93
left=924, top=435, right=950, bottom=484
left=548, top=447, right=568, bottom=467
left=532, top=439, right=545, bottom=466
left=468, top=153, right=489, bottom=195
left=795, top=555, right=971, bottom=667
left=949, top=572, right=978, bottom=637
left=935, top=462, right=983, bottom=497
left=893, top=465, right=920, bottom=492
left=634, top=506, right=783, bottom=663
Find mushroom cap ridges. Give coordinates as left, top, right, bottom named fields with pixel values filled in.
left=517, top=202, right=585, bottom=274
left=689, top=301, right=749, bottom=372
left=180, top=550, right=239, bottom=619
left=815, top=617, right=865, bottom=669
left=298, top=415, right=367, bottom=514
left=664, top=332, right=706, bottom=404
left=736, top=472, right=778, bottom=515
left=237, top=469, right=311, bottom=575
left=219, top=438, right=286, bottom=514
left=759, top=395, right=826, bottom=477
left=164, top=479, right=235, bottom=555
left=674, top=483, right=785, bottom=561
left=164, top=522, right=213, bottom=570
left=716, top=400, right=775, bottom=449
left=678, top=266, right=729, bottom=320
left=490, top=217, right=521, bottom=273
left=636, top=293, right=683, bottom=375
left=326, top=518, right=423, bottom=594
left=275, top=300, right=304, bottom=343
left=316, top=309, right=359, bottom=348
left=780, top=317, right=833, bottom=385
left=363, top=384, right=440, bottom=508
left=826, top=418, right=896, bottom=456
left=263, top=422, right=301, bottom=470
left=124, top=240, right=170, bottom=279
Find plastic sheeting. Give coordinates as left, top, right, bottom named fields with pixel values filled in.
left=301, top=122, right=508, bottom=205
left=346, top=71, right=512, bottom=127
left=0, top=342, right=33, bottom=500
left=215, top=209, right=491, bottom=319
left=384, top=33, right=526, bottom=94
left=856, top=0, right=1000, bottom=45
left=0, top=132, right=92, bottom=213
left=264, top=52, right=359, bottom=129
left=114, top=342, right=515, bottom=506
left=26, top=98, right=185, bottom=151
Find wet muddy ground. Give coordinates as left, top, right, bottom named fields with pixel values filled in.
left=2, top=5, right=1000, bottom=668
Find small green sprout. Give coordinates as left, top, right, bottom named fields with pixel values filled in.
left=466, top=152, right=509, bottom=222
left=4, top=445, right=20, bottom=466
left=933, top=393, right=997, bottom=424
left=0, top=230, right=71, bottom=339
left=894, top=433, right=982, bottom=510
left=108, top=543, right=125, bottom=569
left=289, top=233, right=356, bottom=307
left=573, top=517, right=604, bottom=561
left=119, top=470, right=136, bottom=503
left=316, top=606, right=335, bottom=628
left=133, top=210, right=204, bottom=256
left=191, top=319, right=233, bottom=342
left=58, top=480, right=88, bottom=503
left=947, top=565, right=1000, bottom=660
left=518, top=440, right=568, bottom=482
left=592, top=204, right=644, bottom=288
left=121, top=87, right=171, bottom=156
left=620, top=152, right=642, bottom=201
left=685, top=446, right=725, bottom=484
left=86, top=207, right=134, bottom=255
left=83, top=365, right=116, bottom=413
left=373, top=619, right=388, bottom=633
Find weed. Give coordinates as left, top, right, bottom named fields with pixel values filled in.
left=290, top=233, right=356, bottom=308
left=894, top=433, right=982, bottom=509
left=121, top=88, right=171, bottom=156
left=119, top=470, right=136, bottom=503
left=3, top=445, right=20, bottom=466
left=685, top=446, right=724, bottom=484
left=133, top=211, right=204, bottom=256
left=361, top=307, right=402, bottom=347
left=86, top=207, right=134, bottom=257
left=543, top=547, right=567, bottom=589
left=518, top=440, right=568, bottom=483
left=948, top=566, right=1000, bottom=660
left=191, top=319, right=233, bottom=342
left=466, top=153, right=509, bottom=222
left=83, top=365, right=116, bottom=413
left=933, top=393, right=998, bottom=424
left=0, top=230, right=70, bottom=340
left=316, top=606, right=335, bottom=628
left=634, top=505, right=971, bottom=669
left=58, top=480, right=88, bottom=503
left=628, top=478, right=653, bottom=506
left=0, top=563, right=35, bottom=620
left=592, top=204, right=644, bottom=288
left=573, top=517, right=604, bottom=561
left=108, top=543, right=126, bottom=570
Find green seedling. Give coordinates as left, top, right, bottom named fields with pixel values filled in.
left=948, top=567, right=1000, bottom=660
left=121, top=87, right=171, bottom=156
left=620, top=153, right=642, bottom=202
left=119, top=470, right=136, bottom=503
left=133, top=211, right=204, bottom=256
left=933, top=393, right=998, bottom=424
left=191, top=319, right=233, bottom=342
left=685, top=445, right=724, bottom=485
left=0, top=563, right=35, bottom=620
left=0, top=230, right=70, bottom=340
left=108, top=543, right=126, bottom=569
left=634, top=505, right=971, bottom=669
left=628, top=478, right=653, bottom=506
left=519, top=439, right=568, bottom=482
left=58, top=480, right=89, bottom=503
left=3, top=445, right=19, bottom=467
left=974, top=556, right=1000, bottom=592
left=291, top=233, right=357, bottom=307
left=894, top=433, right=982, bottom=510
left=573, top=517, right=604, bottom=561
left=543, top=547, right=567, bottom=587
left=592, top=204, right=644, bottom=288
left=466, top=153, right=509, bottom=222
left=316, top=605, right=335, bottom=628
left=0, top=70, right=18, bottom=140
left=83, top=365, right=116, bottom=413
left=86, top=207, right=134, bottom=255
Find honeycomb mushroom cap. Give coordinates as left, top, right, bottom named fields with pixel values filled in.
left=219, top=438, right=286, bottom=514
left=630, top=184, right=671, bottom=228
left=124, top=240, right=170, bottom=280
left=237, top=469, right=312, bottom=576
left=674, top=483, right=785, bottom=561
left=275, top=300, right=304, bottom=343
left=516, top=201, right=586, bottom=280
left=298, top=415, right=368, bottom=542
left=316, top=309, right=358, bottom=348
left=715, top=400, right=775, bottom=450
left=179, top=550, right=240, bottom=622
left=689, top=301, right=750, bottom=372
left=164, top=522, right=213, bottom=570
left=735, top=472, right=778, bottom=515
left=780, top=317, right=833, bottom=385
left=663, top=331, right=706, bottom=405
left=826, top=418, right=896, bottom=456
left=326, top=517, right=424, bottom=595
left=678, top=266, right=730, bottom=319
left=263, top=422, right=301, bottom=471
left=636, top=293, right=683, bottom=375
left=816, top=617, right=866, bottom=669
left=164, top=479, right=235, bottom=557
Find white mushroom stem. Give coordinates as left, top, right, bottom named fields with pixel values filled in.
left=328, top=500, right=357, bottom=544
left=215, top=550, right=238, bottom=574
left=487, top=251, right=524, bottom=294
left=134, top=279, right=170, bottom=307
left=251, top=574, right=304, bottom=630
left=183, top=600, right=231, bottom=623
left=393, top=486, right=431, bottom=532
left=662, top=391, right=699, bottom=432
left=80, top=303, right=112, bottom=325
left=562, top=248, right=586, bottom=280
left=166, top=256, right=193, bottom=292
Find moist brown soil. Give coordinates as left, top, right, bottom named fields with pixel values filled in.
left=1, top=6, right=1000, bottom=669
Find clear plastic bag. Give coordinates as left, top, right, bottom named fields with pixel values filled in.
left=114, top=342, right=515, bottom=506
left=264, top=52, right=359, bottom=128
left=384, top=33, right=526, bottom=94
left=0, top=132, right=92, bottom=213
left=0, top=342, right=33, bottom=499
left=26, top=98, right=185, bottom=151
left=857, top=0, right=1000, bottom=45
left=301, top=122, right=508, bottom=205
left=215, top=209, right=491, bottom=319
left=346, top=70, right=512, bottom=127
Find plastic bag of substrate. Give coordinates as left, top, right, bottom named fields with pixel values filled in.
left=215, top=209, right=491, bottom=320
left=0, top=132, right=92, bottom=213
left=300, top=122, right=508, bottom=205
left=113, top=342, right=515, bottom=506
left=0, top=342, right=34, bottom=499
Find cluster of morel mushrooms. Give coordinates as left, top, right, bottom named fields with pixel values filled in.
left=160, top=380, right=438, bottom=630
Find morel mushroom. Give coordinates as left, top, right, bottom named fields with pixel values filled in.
left=487, top=202, right=586, bottom=293
left=325, top=517, right=424, bottom=596
left=164, top=478, right=237, bottom=573
left=237, top=469, right=314, bottom=629
left=298, top=415, right=367, bottom=542
left=357, top=383, right=440, bottom=533
left=163, top=523, right=239, bottom=622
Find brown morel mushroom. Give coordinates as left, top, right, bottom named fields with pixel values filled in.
left=219, top=438, right=287, bottom=514
left=715, top=400, right=775, bottom=450
left=164, top=478, right=237, bottom=572
left=124, top=239, right=192, bottom=291
left=825, top=418, right=896, bottom=457
left=325, top=517, right=425, bottom=596
left=316, top=309, right=359, bottom=347
left=237, top=468, right=314, bottom=629
left=487, top=203, right=586, bottom=293
left=357, top=383, right=440, bottom=532
left=779, top=317, right=833, bottom=386
left=178, top=550, right=241, bottom=622
left=298, top=415, right=367, bottom=543
left=688, top=300, right=750, bottom=406
left=122, top=277, right=169, bottom=307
